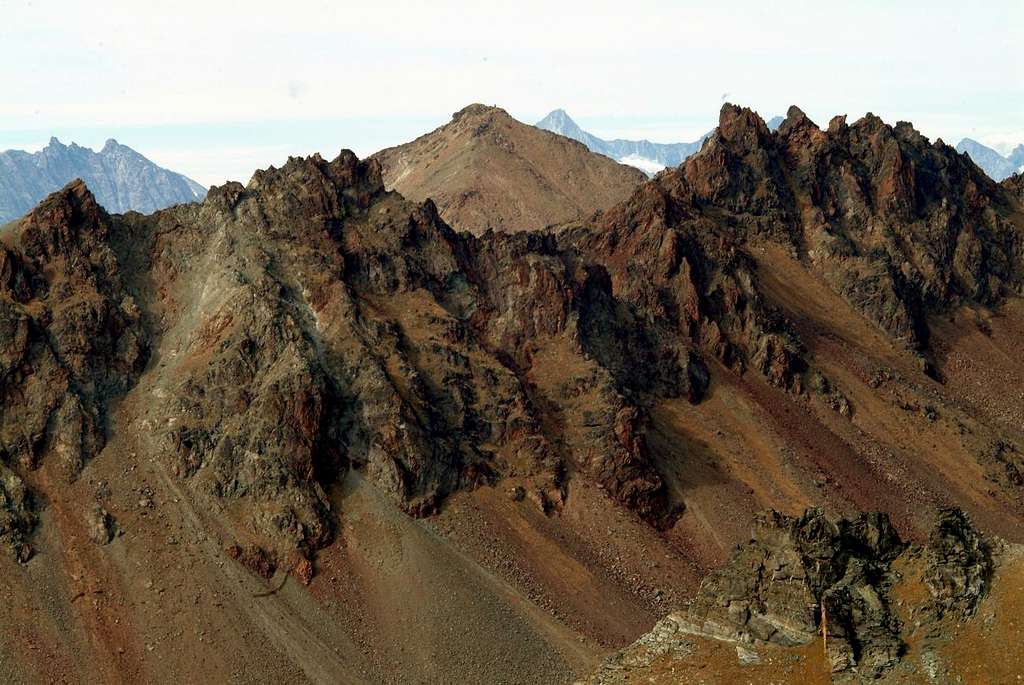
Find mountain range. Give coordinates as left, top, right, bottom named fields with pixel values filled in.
left=534, top=109, right=785, bottom=175
left=0, top=137, right=206, bottom=223
left=955, top=137, right=1024, bottom=181
left=1, top=103, right=1023, bottom=684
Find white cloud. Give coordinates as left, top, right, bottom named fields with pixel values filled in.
left=618, top=154, right=665, bottom=175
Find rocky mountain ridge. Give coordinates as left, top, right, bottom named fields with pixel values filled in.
left=1, top=103, right=1023, bottom=683
left=0, top=137, right=206, bottom=223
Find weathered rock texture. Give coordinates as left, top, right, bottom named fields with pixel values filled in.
left=4, top=103, right=1024, bottom=571
left=689, top=509, right=905, bottom=674
left=1, top=104, right=1024, bottom=685
left=572, top=104, right=1023, bottom=361
left=0, top=182, right=147, bottom=556
left=584, top=508, right=1007, bottom=684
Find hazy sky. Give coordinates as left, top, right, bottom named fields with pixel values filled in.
left=2, top=0, right=1021, bottom=186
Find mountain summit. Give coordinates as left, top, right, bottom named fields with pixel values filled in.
left=0, top=137, right=206, bottom=222
left=372, top=104, right=645, bottom=234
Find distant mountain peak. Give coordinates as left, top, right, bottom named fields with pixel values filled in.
left=535, top=109, right=586, bottom=138
left=535, top=108, right=713, bottom=176
left=956, top=137, right=1021, bottom=181
left=0, top=138, right=207, bottom=222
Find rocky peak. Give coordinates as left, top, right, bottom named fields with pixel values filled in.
left=0, top=182, right=147, bottom=553
left=716, top=103, right=772, bottom=146
left=19, top=179, right=109, bottom=265
left=1, top=136, right=207, bottom=222
left=451, top=103, right=511, bottom=126
left=535, top=108, right=584, bottom=137
left=246, top=150, right=384, bottom=203
left=776, top=104, right=818, bottom=137
left=676, top=104, right=1021, bottom=349
left=826, top=113, right=847, bottom=132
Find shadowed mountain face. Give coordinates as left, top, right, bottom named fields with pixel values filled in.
left=0, top=137, right=206, bottom=223
left=372, top=104, right=646, bottom=235
left=0, top=104, right=1023, bottom=684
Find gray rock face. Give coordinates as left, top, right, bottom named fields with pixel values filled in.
left=0, top=137, right=206, bottom=222
left=0, top=463, right=34, bottom=562
left=1009, top=144, right=1024, bottom=169
left=955, top=138, right=1020, bottom=181
left=922, top=508, right=994, bottom=620
left=535, top=109, right=711, bottom=173
left=684, top=508, right=995, bottom=681
left=688, top=509, right=905, bottom=677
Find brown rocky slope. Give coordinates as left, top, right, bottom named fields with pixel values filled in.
left=0, top=103, right=1023, bottom=683
left=372, top=104, right=646, bottom=234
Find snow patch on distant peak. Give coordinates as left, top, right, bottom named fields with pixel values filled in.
left=618, top=154, right=665, bottom=176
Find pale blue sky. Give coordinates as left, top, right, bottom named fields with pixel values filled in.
left=2, top=0, right=1021, bottom=186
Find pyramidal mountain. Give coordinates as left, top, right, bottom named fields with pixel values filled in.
left=1, top=103, right=1023, bottom=684
left=372, top=104, right=646, bottom=234
left=955, top=137, right=1024, bottom=181
left=0, top=137, right=207, bottom=223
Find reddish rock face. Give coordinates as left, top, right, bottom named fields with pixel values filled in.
left=2, top=105, right=1024, bottom=582
left=1, top=106, right=1024, bottom=684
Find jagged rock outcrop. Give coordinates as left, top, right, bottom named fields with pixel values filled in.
left=690, top=105, right=1024, bottom=351
left=2, top=105, right=1024, bottom=684
left=583, top=508, right=1006, bottom=684
left=921, top=508, right=994, bottom=620
left=0, top=182, right=148, bottom=558
left=0, top=181, right=147, bottom=472
left=688, top=508, right=907, bottom=677
left=0, top=463, right=34, bottom=561
left=99, top=150, right=680, bottom=568
left=561, top=103, right=1024, bottom=392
